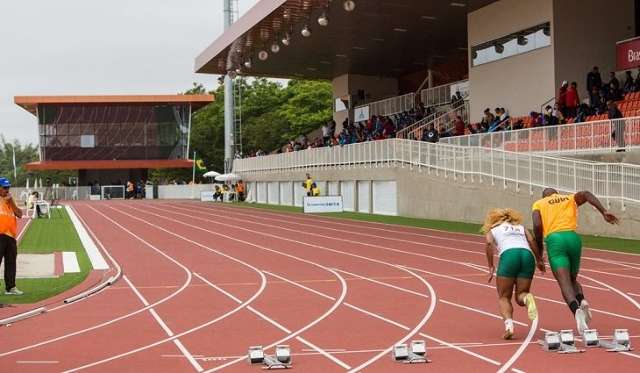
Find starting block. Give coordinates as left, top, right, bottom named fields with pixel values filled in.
left=247, top=345, right=292, bottom=369
left=540, top=331, right=584, bottom=353
left=582, top=329, right=600, bottom=347
left=392, top=340, right=431, bottom=364
left=597, top=329, right=633, bottom=352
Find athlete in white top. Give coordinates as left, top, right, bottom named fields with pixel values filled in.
left=482, top=208, right=545, bottom=340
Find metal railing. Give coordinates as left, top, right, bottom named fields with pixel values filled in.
left=233, top=138, right=640, bottom=207
left=420, top=79, right=469, bottom=107
left=397, top=100, right=469, bottom=140
left=439, top=116, right=640, bottom=154
left=354, top=92, right=416, bottom=119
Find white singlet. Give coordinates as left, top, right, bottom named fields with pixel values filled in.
left=490, top=222, right=531, bottom=256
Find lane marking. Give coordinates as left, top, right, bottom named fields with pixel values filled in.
left=65, top=205, right=109, bottom=269
left=62, top=252, right=81, bottom=273
left=16, top=360, right=59, bottom=364
left=123, top=275, right=203, bottom=372
left=60, top=205, right=268, bottom=373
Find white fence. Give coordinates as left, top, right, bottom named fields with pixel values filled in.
left=233, top=138, right=640, bottom=207
left=397, top=100, right=469, bottom=140
left=420, top=80, right=469, bottom=107
left=354, top=92, right=416, bottom=119
left=440, top=117, right=640, bottom=154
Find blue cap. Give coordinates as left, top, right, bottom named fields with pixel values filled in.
left=0, top=177, right=11, bottom=188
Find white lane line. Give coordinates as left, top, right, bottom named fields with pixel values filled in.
left=16, top=217, right=32, bottom=242
left=201, top=266, right=349, bottom=372
left=347, top=265, right=437, bottom=372
left=65, top=205, right=109, bottom=269
left=123, top=275, right=203, bottom=372
left=193, top=272, right=351, bottom=370
left=0, top=206, right=193, bottom=358
left=16, top=360, right=59, bottom=364
left=167, top=203, right=608, bottom=292
left=61, top=205, right=269, bottom=373
left=265, top=270, right=503, bottom=367
left=497, top=316, right=538, bottom=373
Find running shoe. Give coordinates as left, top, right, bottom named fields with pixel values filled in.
left=4, top=287, right=23, bottom=295
left=503, top=319, right=514, bottom=340
left=580, top=299, right=592, bottom=325
left=575, top=308, right=588, bottom=335
left=524, top=293, right=538, bottom=320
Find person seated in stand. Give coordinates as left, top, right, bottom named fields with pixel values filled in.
left=421, top=123, right=439, bottom=143
left=311, top=183, right=321, bottom=197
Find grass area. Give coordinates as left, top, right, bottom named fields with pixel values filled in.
left=0, top=208, right=91, bottom=304
left=231, top=202, right=640, bottom=254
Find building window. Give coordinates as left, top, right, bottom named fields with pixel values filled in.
left=471, top=22, right=551, bottom=67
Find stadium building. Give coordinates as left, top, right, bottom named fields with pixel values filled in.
left=15, top=94, right=213, bottom=187
left=194, top=0, right=640, bottom=239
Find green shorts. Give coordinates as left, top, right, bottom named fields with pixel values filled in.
left=497, top=248, right=536, bottom=279
left=545, top=231, right=582, bottom=275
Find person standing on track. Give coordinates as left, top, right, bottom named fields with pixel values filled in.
left=0, top=177, right=24, bottom=295
left=483, top=208, right=544, bottom=339
left=532, top=188, right=619, bottom=334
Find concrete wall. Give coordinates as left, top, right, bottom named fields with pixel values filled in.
left=468, top=0, right=556, bottom=122
left=240, top=165, right=639, bottom=240
left=553, top=0, right=635, bottom=98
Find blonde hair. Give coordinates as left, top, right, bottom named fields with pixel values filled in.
left=481, top=208, right=523, bottom=233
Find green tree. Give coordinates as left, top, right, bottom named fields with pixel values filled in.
left=0, top=136, right=74, bottom=187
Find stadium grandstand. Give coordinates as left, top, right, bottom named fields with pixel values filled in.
left=14, top=94, right=213, bottom=187
left=196, top=0, right=640, bottom=238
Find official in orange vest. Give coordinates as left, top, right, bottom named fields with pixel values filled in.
left=236, top=180, right=245, bottom=202
left=0, top=177, right=24, bottom=295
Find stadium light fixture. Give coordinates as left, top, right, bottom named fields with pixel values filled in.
left=301, top=25, right=312, bottom=37
left=258, top=50, right=269, bottom=61
left=281, top=33, right=291, bottom=46
left=543, top=25, right=551, bottom=36
left=472, top=49, right=477, bottom=59
left=494, top=43, right=504, bottom=54
left=517, top=34, right=528, bottom=46
left=318, top=12, right=329, bottom=26
left=271, top=42, right=281, bottom=53
left=343, top=0, right=356, bottom=12
left=227, top=70, right=237, bottom=79
left=244, top=58, right=252, bottom=69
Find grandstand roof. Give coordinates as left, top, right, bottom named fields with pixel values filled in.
left=14, top=94, right=214, bottom=115
left=24, top=159, right=193, bottom=171
left=195, top=0, right=496, bottom=79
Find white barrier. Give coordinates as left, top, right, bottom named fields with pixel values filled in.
left=303, top=196, right=344, bottom=213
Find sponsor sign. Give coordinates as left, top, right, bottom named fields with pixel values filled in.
left=200, top=191, right=216, bottom=202
left=617, top=37, right=640, bottom=71
left=354, top=106, right=370, bottom=122
left=303, top=196, right=344, bottom=213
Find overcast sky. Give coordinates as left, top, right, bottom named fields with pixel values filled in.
left=0, top=0, right=258, bottom=145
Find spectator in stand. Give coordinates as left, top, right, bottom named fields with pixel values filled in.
left=543, top=105, right=558, bottom=126
left=575, top=104, right=590, bottom=123
left=566, top=82, right=580, bottom=118
left=453, top=116, right=466, bottom=136
left=529, top=112, right=543, bottom=127
left=511, top=119, right=525, bottom=131
left=609, top=72, right=622, bottom=101
left=624, top=71, right=635, bottom=93
left=421, top=123, right=439, bottom=143
left=553, top=103, right=566, bottom=124
left=557, top=81, right=569, bottom=117
left=586, top=66, right=602, bottom=93
left=608, top=101, right=625, bottom=151
left=256, top=149, right=266, bottom=156
left=480, top=108, right=495, bottom=132
left=589, top=85, right=603, bottom=114
left=438, top=125, right=450, bottom=138
left=321, top=122, right=331, bottom=146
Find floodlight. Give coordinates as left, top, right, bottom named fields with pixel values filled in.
left=471, top=49, right=477, bottom=59
left=583, top=329, right=599, bottom=347
left=392, top=344, right=409, bottom=361
left=517, top=35, right=528, bottom=46
left=271, top=43, right=281, bottom=54
left=248, top=346, right=265, bottom=364
left=301, top=25, right=311, bottom=37
left=244, top=58, right=252, bottom=69
left=318, top=13, right=329, bottom=26
left=281, top=33, right=291, bottom=46
left=258, top=50, right=269, bottom=61
left=275, top=345, right=291, bottom=364
left=344, top=0, right=356, bottom=12
left=227, top=70, right=237, bottom=80
left=494, top=43, right=504, bottom=54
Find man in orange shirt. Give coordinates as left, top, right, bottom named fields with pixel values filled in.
left=0, top=177, right=24, bottom=295
left=532, top=188, right=618, bottom=334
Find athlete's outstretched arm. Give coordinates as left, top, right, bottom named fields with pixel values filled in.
left=525, top=229, right=545, bottom=273
left=532, top=210, right=544, bottom=254
left=574, top=191, right=620, bottom=224
left=485, top=232, right=496, bottom=282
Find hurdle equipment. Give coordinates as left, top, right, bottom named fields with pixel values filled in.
left=247, top=345, right=292, bottom=369
left=540, top=331, right=584, bottom=353
left=392, top=340, right=430, bottom=364
left=598, top=329, right=633, bottom=352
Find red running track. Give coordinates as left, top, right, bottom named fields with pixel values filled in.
left=0, top=200, right=639, bottom=372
